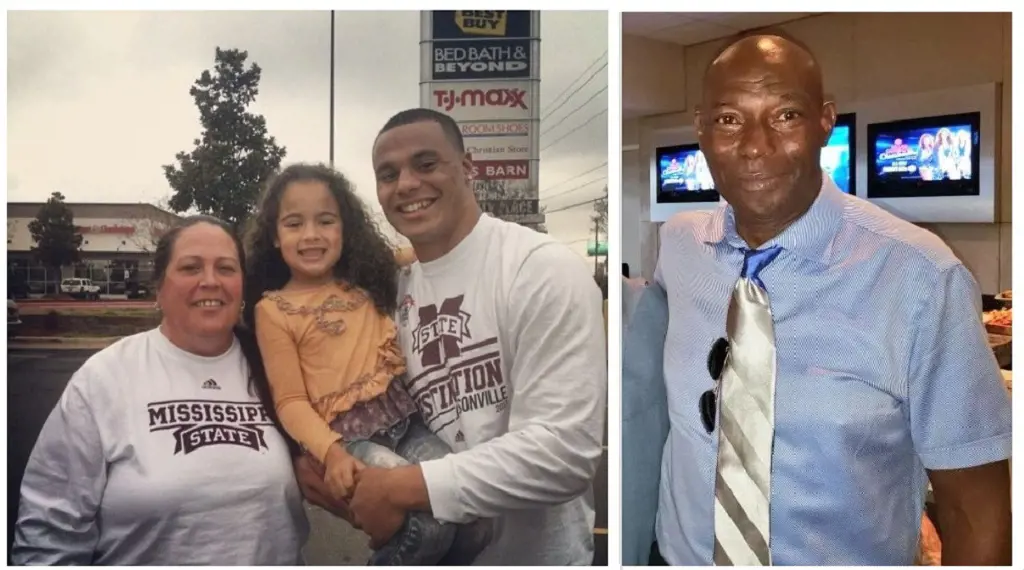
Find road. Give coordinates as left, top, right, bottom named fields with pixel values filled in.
left=7, top=347, right=608, bottom=565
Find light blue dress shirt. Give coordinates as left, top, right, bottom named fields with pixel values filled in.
left=624, top=176, right=1012, bottom=565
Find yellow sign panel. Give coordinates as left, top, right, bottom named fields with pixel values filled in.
left=455, top=11, right=508, bottom=36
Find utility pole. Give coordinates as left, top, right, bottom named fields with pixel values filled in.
left=593, top=216, right=600, bottom=277
left=329, top=10, right=335, bottom=167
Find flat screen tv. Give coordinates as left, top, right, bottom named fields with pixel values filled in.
left=655, top=143, right=718, bottom=203
left=867, top=112, right=980, bottom=199
left=822, top=113, right=855, bottom=194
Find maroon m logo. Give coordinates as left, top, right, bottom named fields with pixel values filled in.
left=412, top=295, right=471, bottom=367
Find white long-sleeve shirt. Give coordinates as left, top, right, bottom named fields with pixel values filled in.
left=396, top=214, right=607, bottom=565
left=12, top=328, right=308, bottom=565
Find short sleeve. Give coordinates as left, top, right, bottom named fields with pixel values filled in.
left=908, top=263, right=1011, bottom=470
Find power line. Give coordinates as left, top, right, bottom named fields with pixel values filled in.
left=545, top=194, right=606, bottom=215
left=541, top=86, right=607, bottom=138
left=541, top=61, right=608, bottom=123
left=541, top=51, right=607, bottom=121
left=541, top=174, right=606, bottom=203
left=540, top=109, right=607, bottom=153
left=541, top=161, right=607, bottom=193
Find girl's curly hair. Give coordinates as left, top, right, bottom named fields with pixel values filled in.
left=242, top=163, right=399, bottom=330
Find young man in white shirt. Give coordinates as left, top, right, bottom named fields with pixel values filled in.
left=295, top=108, right=606, bottom=565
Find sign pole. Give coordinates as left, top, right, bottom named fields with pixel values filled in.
left=329, top=10, right=336, bottom=167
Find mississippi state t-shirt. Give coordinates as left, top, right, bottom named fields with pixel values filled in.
left=12, top=328, right=308, bottom=565
left=396, top=214, right=607, bottom=565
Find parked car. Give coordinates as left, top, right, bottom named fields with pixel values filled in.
left=60, top=278, right=101, bottom=300
left=8, top=297, right=22, bottom=338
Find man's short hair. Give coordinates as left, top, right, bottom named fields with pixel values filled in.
left=704, top=27, right=820, bottom=78
left=378, top=108, right=465, bottom=154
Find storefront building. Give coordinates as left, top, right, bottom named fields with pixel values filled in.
left=7, top=202, right=181, bottom=295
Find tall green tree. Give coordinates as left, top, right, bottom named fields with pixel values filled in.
left=163, top=47, right=287, bottom=232
left=28, top=191, right=82, bottom=292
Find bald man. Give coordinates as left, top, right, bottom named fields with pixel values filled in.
left=621, top=32, right=1011, bottom=565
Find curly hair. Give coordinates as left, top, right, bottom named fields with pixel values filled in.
left=242, top=163, right=399, bottom=330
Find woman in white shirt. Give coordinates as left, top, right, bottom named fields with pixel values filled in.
left=12, top=216, right=308, bottom=565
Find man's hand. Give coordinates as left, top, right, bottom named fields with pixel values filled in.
left=293, top=455, right=358, bottom=526
left=349, top=467, right=410, bottom=549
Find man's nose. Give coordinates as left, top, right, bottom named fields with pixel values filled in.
left=738, top=121, right=776, bottom=160
left=396, top=168, right=421, bottom=194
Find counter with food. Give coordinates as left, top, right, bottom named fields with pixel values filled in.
left=983, top=290, right=1012, bottom=373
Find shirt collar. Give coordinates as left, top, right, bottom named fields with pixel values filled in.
left=696, top=172, right=846, bottom=265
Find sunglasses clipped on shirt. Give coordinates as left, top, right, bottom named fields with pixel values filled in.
left=699, top=337, right=729, bottom=433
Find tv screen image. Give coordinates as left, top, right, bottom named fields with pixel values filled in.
left=821, top=116, right=854, bottom=194
left=867, top=112, right=980, bottom=199
left=655, top=144, right=718, bottom=203
left=875, top=125, right=973, bottom=181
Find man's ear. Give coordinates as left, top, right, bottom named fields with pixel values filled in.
left=820, top=100, right=838, bottom=148
left=462, top=151, right=475, bottom=185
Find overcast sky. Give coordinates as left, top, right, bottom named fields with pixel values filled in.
left=7, top=10, right=608, bottom=257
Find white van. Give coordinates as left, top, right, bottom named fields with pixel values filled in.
left=60, top=278, right=101, bottom=300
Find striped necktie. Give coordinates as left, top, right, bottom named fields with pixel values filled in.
left=713, top=245, right=783, bottom=566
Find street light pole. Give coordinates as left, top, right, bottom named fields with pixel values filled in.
left=329, top=10, right=336, bottom=167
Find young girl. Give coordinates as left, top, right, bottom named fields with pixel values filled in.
left=244, top=163, right=490, bottom=565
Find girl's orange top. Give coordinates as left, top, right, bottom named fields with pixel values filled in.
left=254, top=281, right=405, bottom=462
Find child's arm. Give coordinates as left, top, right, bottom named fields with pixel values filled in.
left=254, top=301, right=346, bottom=465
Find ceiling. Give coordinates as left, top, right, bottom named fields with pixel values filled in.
left=622, top=12, right=820, bottom=46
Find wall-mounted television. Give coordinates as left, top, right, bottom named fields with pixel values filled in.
left=822, top=113, right=855, bottom=194
left=654, top=143, right=717, bottom=203
left=867, top=112, right=980, bottom=199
